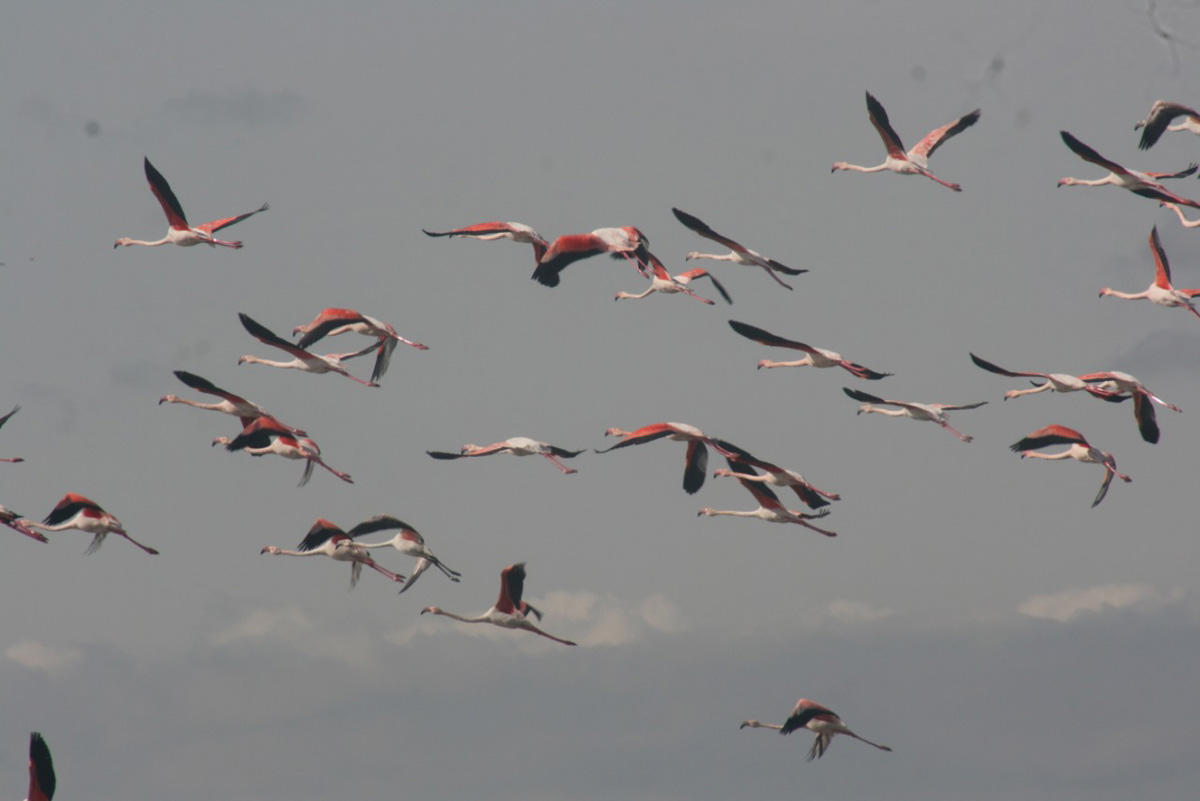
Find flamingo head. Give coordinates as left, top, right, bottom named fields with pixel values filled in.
left=1098, top=287, right=1112, bottom=298
left=113, top=237, right=132, bottom=248
left=260, top=545, right=280, bottom=555
left=237, top=355, right=251, bottom=365
left=697, top=507, right=715, bottom=517
left=419, top=606, right=439, bottom=615
left=1056, top=177, right=1076, bottom=187
left=830, top=162, right=849, bottom=173
left=211, top=436, right=231, bottom=447
left=602, top=428, right=629, bottom=438
left=158, top=394, right=177, bottom=405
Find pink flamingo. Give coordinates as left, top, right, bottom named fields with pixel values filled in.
left=671, top=207, right=807, bottom=289
left=1011, top=424, right=1131, bottom=507
left=423, top=221, right=549, bottom=264
left=421, top=562, right=577, bottom=646
left=831, top=92, right=980, bottom=191
left=1, top=505, right=47, bottom=543
left=237, top=313, right=380, bottom=387
left=292, top=307, right=428, bottom=383
left=114, top=157, right=267, bottom=249
left=0, top=405, right=24, bottom=463
left=595, top=422, right=717, bottom=494
left=708, top=438, right=840, bottom=509
left=1078, top=370, right=1181, bottom=444
left=614, top=254, right=731, bottom=305
left=1135, top=100, right=1200, bottom=149
left=159, top=370, right=306, bottom=433
left=843, top=387, right=986, bottom=442
left=28, top=493, right=158, bottom=555
left=344, top=515, right=461, bottom=594
left=532, top=227, right=652, bottom=287
left=1099, top=226, right=1200, bottom=320
left=213, top=415, right=353, bottom=485
left=1058, top=131, right=1200, bottom=207
left=260, top=518, right=404, bottom=588
left=730, top=320, right=891, bottom=379
left=740, top=698, right=892, bottom=760
left=26, top=731, right=55, bottom=801
left=969, top=353, right=1127, bottom=401
left=427, top=436, right=583, bottom=475
left=697, top=471, right=836, bottom=537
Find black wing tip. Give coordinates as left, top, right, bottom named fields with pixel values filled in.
left=426, top=450, right=461, bottom=459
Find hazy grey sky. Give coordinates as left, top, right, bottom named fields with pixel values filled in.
left=3, top=1, right=1200, bottom=799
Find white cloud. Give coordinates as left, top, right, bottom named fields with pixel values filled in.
left=209, top=607, right=377, bottom=668
left=209, top=607, right=312, bottom=645
left=825, top=599, right=896, bottom=624
left=5, top=640, right=82, bottom=673
left=1018, top=584, right=1185, bottom=622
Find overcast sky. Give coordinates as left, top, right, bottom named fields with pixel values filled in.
left=2, top=1, right=1200, bottom=799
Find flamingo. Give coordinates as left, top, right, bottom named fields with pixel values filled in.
left=213, top=415, right=353, bottom=485
left=114, top=157, right=267, bottom=249
left=1160, top=201, right=1200, bottom=228
left=613, top=255, right=731, bottom=305
left=697, top=470, right=837, bottom=537
left=26, top=732, right=55, bottom=801
left=423, top=221, right=549, bottom=264
left=1, top=505, right=47, bottom=543
left=739, top=698, right=892, bottom=761
left=293, top=307, right=428, bottom=352
left=159, top=370, right=306, bottom=432
left=594, top=422, right=716, bottom=494
left=1135, top=100, right=1200, bottom=149
left=427, top=437, right=583, bottom=475
left=843, top=387, right=986, bottom=442
left=420, top=562, right=577, bottom=646
left=531, top=227, right=652, bottom=287
left=707, top=438, right=840, bottom=510
left=28, top=493, right=159, bottom=555
left=237, top=313, right=380, bottom=387
left=1057, top=131, right=1200, bottom=207
left=344, top=515, right=461, bottom=593
left=1079, top=370, right=1182, bottom=444
left=671, top=207, right=807, bottom=290
left=968, top=353, right=1127, bottom=401
left=1099, top=226, right=1200, bottom=321
left=260, top=518, right=405, bottom=588
left=729, top=320, right=891, bottom=379
left=1010, top=424, right=1131, bottom=507
left=0, top=405, right=24, bottom=462
left=831, top=92, right=980, bottom=191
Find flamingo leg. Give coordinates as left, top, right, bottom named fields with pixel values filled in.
left=541, top=453, right=578, bottom=474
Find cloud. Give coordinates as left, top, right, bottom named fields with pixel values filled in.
left=1018, top=583, right=1185, bottom=622
left=162, top=89, right=306, bottom=126
left=824, top=599, right=896, bottom=624
left=5, top=640, right=82, bottom=673
left=209, top=606, right=377, bottom=668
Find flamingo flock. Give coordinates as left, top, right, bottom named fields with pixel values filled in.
left=12, top=80, right=1200, bottom=791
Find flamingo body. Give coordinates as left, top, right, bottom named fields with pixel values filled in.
left=532, top=227, right=650, bottom=287
left=1135, top=100, right=1200, bottom=150
left=427, top=436, right=583, bottom=474
left=672, top=207, right=806, bottom=289
left=261, top=518, right=404, bottom=588
left=843, top=387, right=985, bottom=442
left=423, top=221, right=549, bottom=263
left=345, top=515, right=461, bottom=593
left=1099, top=226, right=1200, bottom=320
left=421, top=562, right=577, bottom=645
left=1058, top=131, right=1200, bottom=207
left=30, top=492, right=158, bottom=554
left=214, top=415, right=353, bottom=485
left=740, top=698, right=892, bottom=760
left=730, top=320, right=890, bottom=379
left=1010, top=424, right=1131, bottom=507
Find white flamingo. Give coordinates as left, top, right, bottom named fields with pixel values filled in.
left=237, top=313, right=380, bottom=387
left=740, top=698, right=892, bottom=761
left=260, top=518, right=405, bottom=588
left=730, top=320, right=891, bottom=379
left=28, top=493, right=158, bottom=555
left=344, top=515, right=461, bottom=593
left=1010, top=424, right=1131, bottom=507
left=843, top=387, right=986, bottom=442
left=1135, top=100, right=1200, bottom=149
left=427, top=436, right=584, bottom=475
left=671, top=207, right=806, bottom=289
left=421, top=562, right=577, bottom=646
left=1058, top=131, right=1200, bottom=207
left=213, top=415, right=353, bottom=486
left=697, top=471, right=837, bottom=537
left=1099, top=226, right=1200, bottom=321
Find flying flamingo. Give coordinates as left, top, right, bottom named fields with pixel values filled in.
left=343, top=514, right=461, bottom=593
left=26, top=731, right=55, bottom=801
left=420, top=562, right=577, bottom=646
left=1, top=505, right=47, bottom=543
left=0, top=405, right=24, bottom=462
left=114, top=157, right=268, bottom=249
left=1057, top=131, right=1200, bottom=207
left=613, top=255, right=731, bottom=305
left=1135, top=100, right=1200, bottom=149
left=531, top=227, right=652, bottom=287
left=739, top=698, right=892, bottom=761
left=1160, top=201, right=1200, bottom=228
left=831, top=92, right=980, bottom=191
left=671, top=207, right=807, bottom=289
left=260, top=518, right=405, bottom=588
left=968, top=353, right=1127, bottom=401
left=293, top=307, right=428, bottom=351
left=28, top=493, right=159, bottom=555
left=237, top=313, right=380, bottom=387
left=1010, top=424, right=1131, bottom=507
left=1079, top=370, right=1182, bottom=444
left=595, top=422, right=717, bottom=494
left=213, top=415, right=353, bottom=485
left=729, top=320, right=891, bottom=379
left=843, top=387, right=986, bottom=442
left=1099, top=226, right=1200, bottom=321
left=697, top=470, right=837, bottom=537
left=159, top=370, right=306, bottom=432
left=423, top=221, right=549, bottom=264
left=708, top=438, right=841, bottom=509
left=427, top=437, right=583, bottom=474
